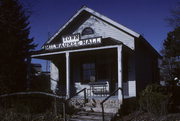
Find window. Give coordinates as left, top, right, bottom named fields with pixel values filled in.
left=82, top=63, right=95, bottom=83
left=82, top=27, right=94, bottom=36
left=97, top=64, right=108, bottom=81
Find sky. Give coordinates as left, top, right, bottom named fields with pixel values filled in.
left=22, top=0, right=179, bottom=71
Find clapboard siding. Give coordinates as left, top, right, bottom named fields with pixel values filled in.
left=122, top=82, right=129, bottom=96
left=73, top=16, right=135, bottom=50
left=33, top=7, right=160, bottom=99
left=135, top=37, right=160, bottom=94
left=128, top=81, right=136, bottom=97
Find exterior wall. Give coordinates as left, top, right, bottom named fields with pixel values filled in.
left=45, top=13, right=159, bottom=97
left=128, top=81, right=136, bottom=96
left=127, top=52, right=136, bottom=96
left=122, top=82, right=128, bottom=95
left=128, top=53, right=136, bottom=82
left=50, top=61, right=59, bottom=93
left=73, top=16, right=135, bottom=50
left=70, top=49, right=118, bottom=96
left=122, top=46, right=136, bottom=97
left=32, top=8, right=160, bottom=100
left=135, top=38, right=159, bottom=95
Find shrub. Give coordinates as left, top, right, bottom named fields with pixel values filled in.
left=0, top=94, right=60, bottom=114
left=0, top=108, right=64, bottom=121
left=139, top=84, right=170, bottom=116
left=119, top=97, right=138, bottom=116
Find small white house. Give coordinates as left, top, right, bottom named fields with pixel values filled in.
left=32, top=6, right=160, bottom=102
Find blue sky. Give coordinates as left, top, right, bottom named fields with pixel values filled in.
left=23, top=0, right=179, bottom=71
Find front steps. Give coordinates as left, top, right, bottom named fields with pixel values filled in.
left=68, top=97, right=121, bottom=121
left=83, top=98, right=121, bottom=113
left=69, top=111, right=114, bottom=121
left=70, top=97, right=122, bottom=113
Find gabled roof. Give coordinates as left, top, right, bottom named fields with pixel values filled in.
left=45, top=6, right=140, bottom=45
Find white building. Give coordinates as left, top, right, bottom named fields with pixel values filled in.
left=32, top=6, right=160, bottom=107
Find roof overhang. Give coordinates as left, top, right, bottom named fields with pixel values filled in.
left=31, top=38, right=122, bottom=60
left=44, top=6, right=140, bottom=46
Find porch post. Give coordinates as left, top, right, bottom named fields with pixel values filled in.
left=66, top=52, right=70, bottom=98
left=50, top=61, right=59, bottom=93
left=117, top=45, right=122, bottom=100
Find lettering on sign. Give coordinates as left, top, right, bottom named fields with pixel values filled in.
left=43, top=33, right=102, bottom=50
left=62, top=34, right=80, bottom=43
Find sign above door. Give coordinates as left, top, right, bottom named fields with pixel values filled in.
left=43, top=33, right=102, bottom=50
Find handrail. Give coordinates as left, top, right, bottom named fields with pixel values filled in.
left=100, top=87, right=123, bottom=121
left=0, top=91, right=66, bottom=120
left=0, top=91, right=65, bottom=99
left=63, top=88, right=87, bottom=121
left=66, top=88, right=87, bottom=102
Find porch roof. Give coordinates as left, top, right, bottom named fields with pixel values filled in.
left=31, top=37, right=122, bottom=59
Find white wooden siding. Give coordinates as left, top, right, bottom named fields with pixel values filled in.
left=73, top=16, right=135, bottom=50
left=128, top=81, right=136, bottom=97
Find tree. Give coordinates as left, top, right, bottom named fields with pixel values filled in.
left=166, top=2, right=180, bottom=28
left=160, top=2, right=180, bottom=84
left=160, top=27, right=180, bottom=83
left=0, top=0, right=36, bottom=93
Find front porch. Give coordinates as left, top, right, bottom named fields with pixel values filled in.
left=32, top=42, right=137, bottom=104
left=31, top=38, right=137, bottom=120
left=32, top=45, right=125, bottom=99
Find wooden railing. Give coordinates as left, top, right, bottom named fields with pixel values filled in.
left=100, top=87, right=123, bottom=121
left=0, top=91, right=66, bottom=120
left=63, top=88, right=87, bottom=121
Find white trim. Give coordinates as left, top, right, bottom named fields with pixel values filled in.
left=31, top=45, right=120, bottom=58
left=46, top=7, right=85, bottom=44
left=84, top=7, right=140, bottom=37
left=66, top=52, right=70, bottom=98
left=117, top=45, right=123, bottom=100
left=46, top=6, right=140, bottom=44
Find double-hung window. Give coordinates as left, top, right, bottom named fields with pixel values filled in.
left=82, top=63, right=95, bottom=83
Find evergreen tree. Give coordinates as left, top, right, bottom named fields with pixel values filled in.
left=160, top=2, right=180, bottom=84
left=160, top=27, right=180, bottom=83
left=0, top=0, right=36, bottom=93
left=166, top=2, right=180, bottom=28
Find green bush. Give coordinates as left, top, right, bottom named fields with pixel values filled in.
left=0, top=108, right=63, bottom=121
left=119, top=97, right=138, bottom=116
left=139, top=84, right=170, bottom=116
left=0, top=94, right=61, bottom=114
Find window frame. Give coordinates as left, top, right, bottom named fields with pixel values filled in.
left=81, top=62, right=96, bottom=84
left=81, top=27, right=94, bottom=36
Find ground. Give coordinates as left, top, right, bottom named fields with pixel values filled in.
left=116, top=111, right=180, bottom=121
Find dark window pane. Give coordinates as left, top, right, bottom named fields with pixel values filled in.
left=82, top=63, right=95, bottom=83
left=82, top=27, right=94, bottom=35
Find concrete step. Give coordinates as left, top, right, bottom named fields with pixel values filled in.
left=70, top=115, right=111, bottom=121
left=69, top=118, right=100, bottom=121
left=69, top=98, right=121, bottom=121
left=77, top=111, right=114, bottom=116
left=83, top=106, right=119, bottom=113
left=69, top=111, right=113, bottom=121
left=70, top=97, right=122, bottom=109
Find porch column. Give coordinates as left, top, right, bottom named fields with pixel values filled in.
left=66, top=52, right=70, bottom=98
left=50, top=61, right=59, bottom=93
left=117, top=45, right=123, bottom=100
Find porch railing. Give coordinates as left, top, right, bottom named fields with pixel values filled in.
left=63, top=88, right=87, bottom=121
left=100, top=87, right=123, bottom=121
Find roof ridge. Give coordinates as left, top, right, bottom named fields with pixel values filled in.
left=45, top=6, right=140, bottom=45
left=83, top=7, right=140, bottom=37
